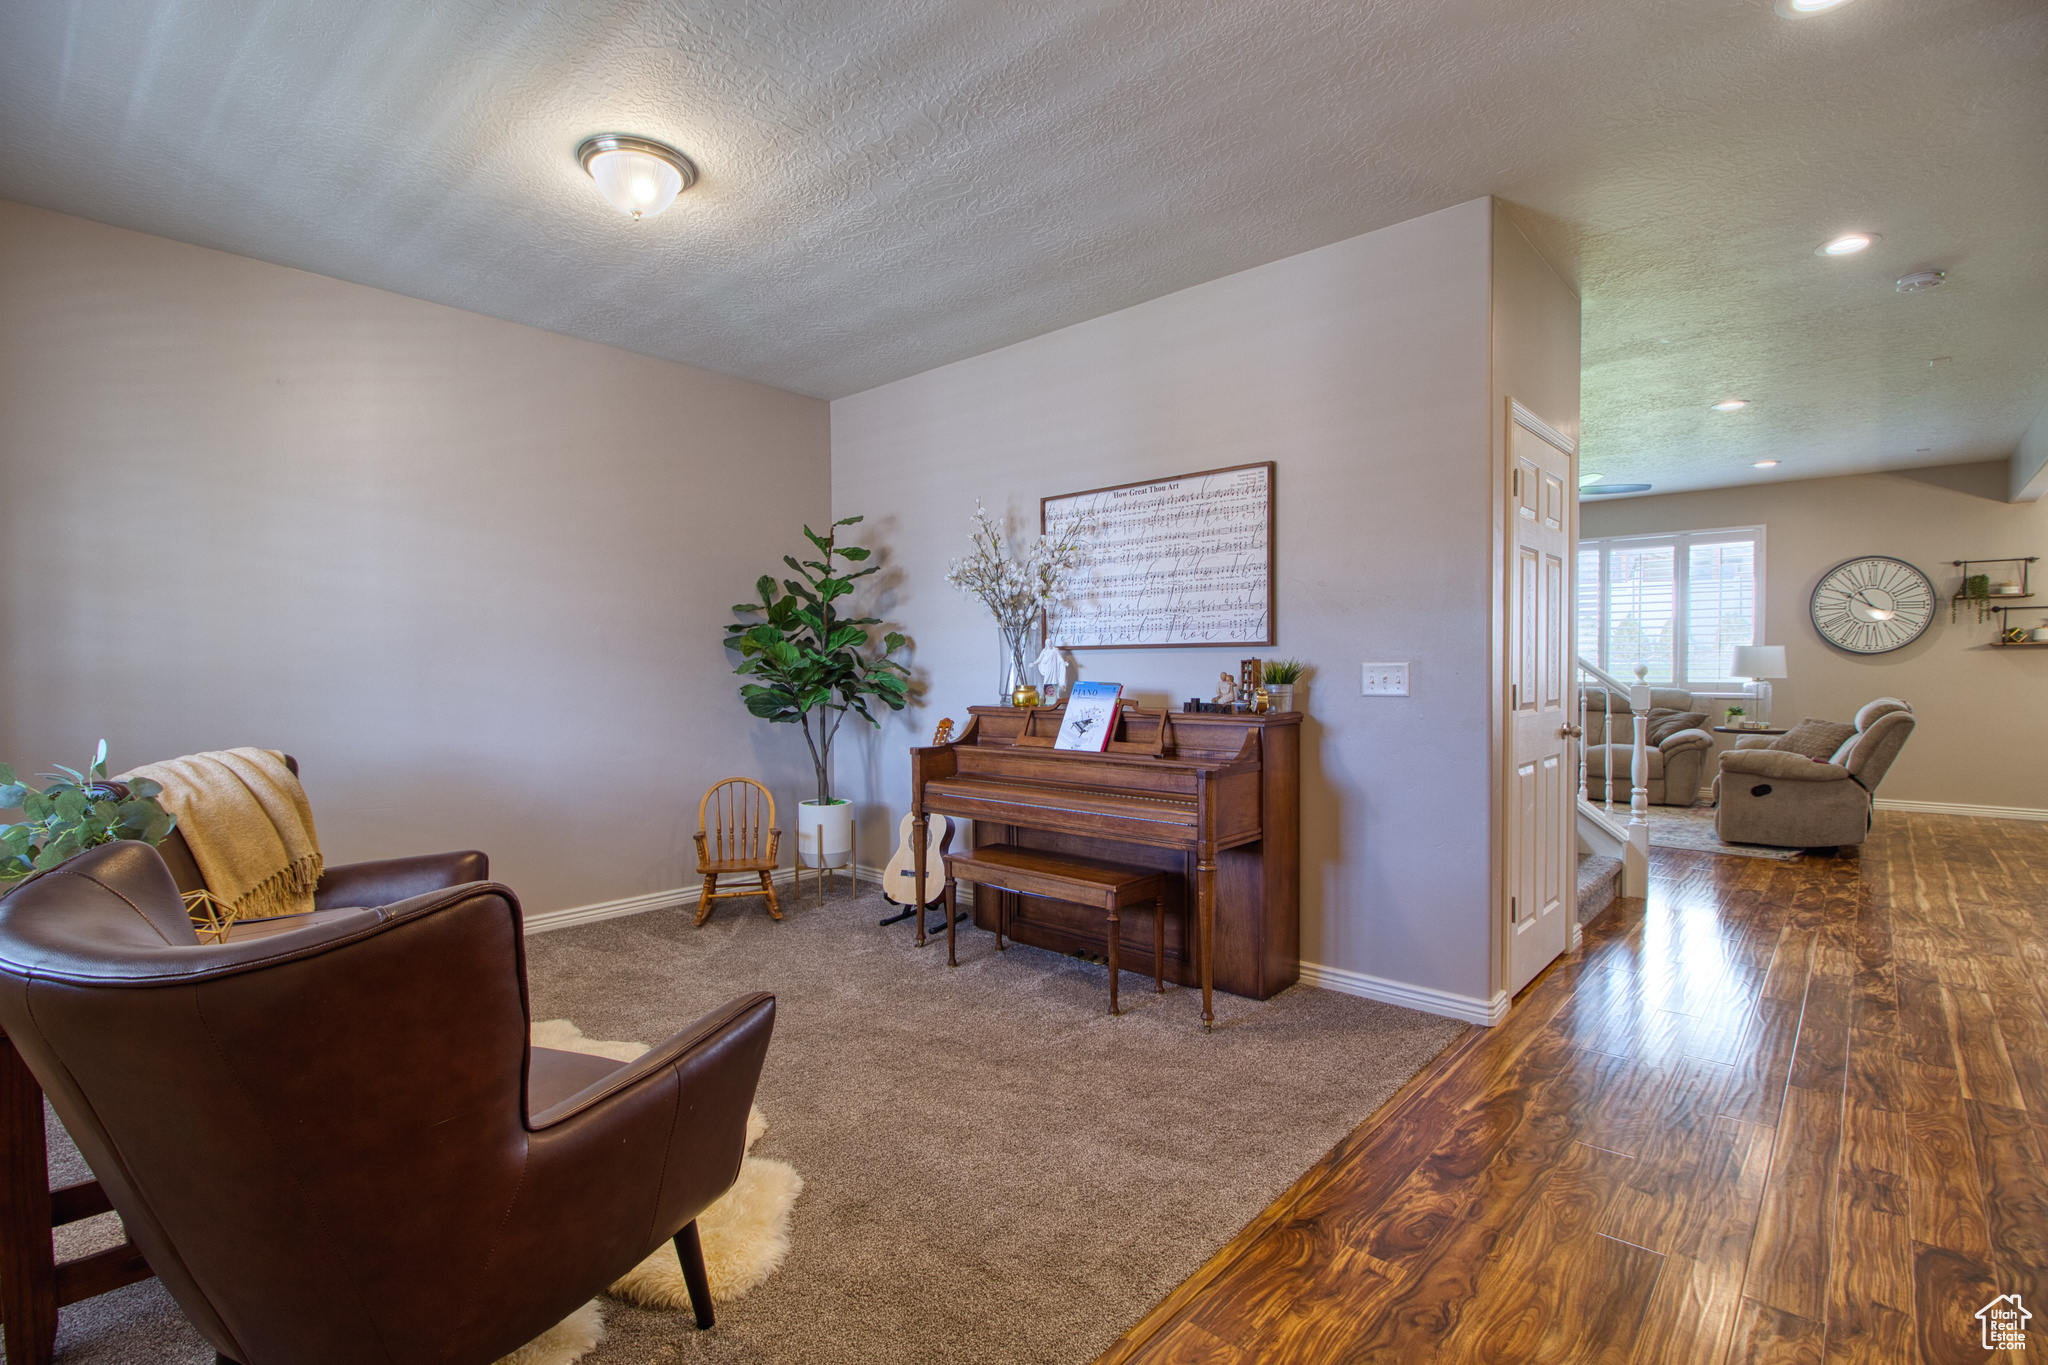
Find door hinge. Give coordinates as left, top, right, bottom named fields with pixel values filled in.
left=1513, top=468, right=1521, bottom=497
left=1512, top=683, right=1519, bottom=709
left=1511, top=895, right=1519, bottom=924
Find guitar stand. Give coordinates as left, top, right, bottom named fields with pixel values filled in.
left=918, top=905, right=968, bottom=939
left=876, top=898, right=964, bottom=931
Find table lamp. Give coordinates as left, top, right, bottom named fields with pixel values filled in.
left=1731, top=645, right=1787, bottom=727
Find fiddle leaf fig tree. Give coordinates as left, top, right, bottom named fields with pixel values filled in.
left=0, top=740, right=177, bottom=882
left=726, top=516, right=910, bottom=805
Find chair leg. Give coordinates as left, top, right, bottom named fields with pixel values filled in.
left=674, top=1219, right=715, bottom=1331
left=695, top=874, right=718, bottom=927
left=759, top=870, right=783, bottom=921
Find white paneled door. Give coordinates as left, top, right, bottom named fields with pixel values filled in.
left=1506, top=407, right=1574, bottom=999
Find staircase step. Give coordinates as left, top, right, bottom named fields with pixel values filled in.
left=1576, top=853, right=1623, bottom=926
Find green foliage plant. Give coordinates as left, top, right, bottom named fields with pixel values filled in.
left=726, top=517, right=910, bottom=806
left=0, top=741, right=176, bottom=882
left=1963, top=573, right=1994, bottom=624
left=1261, top=658, right=1306, bottom=684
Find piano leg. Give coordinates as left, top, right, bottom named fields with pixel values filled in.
left=1153, top=896, right=1165, bottom=995
left=1107, top=904, right=1121, bottom=1016
left=912, top=814, right=929, bottom=947
left=1197, top=858, right=1217, bottom=1032
left=944, top=872, right=958, bottom=968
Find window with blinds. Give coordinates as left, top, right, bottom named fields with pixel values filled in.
left=1578, top=527, right=1763, bottom=688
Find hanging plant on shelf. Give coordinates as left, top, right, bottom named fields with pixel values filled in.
left=1959, top=573, right=1995, bottom=624
left=945, top=502, right=1089, bottom=706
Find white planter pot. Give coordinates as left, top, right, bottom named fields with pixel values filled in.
left=797, top=799, right=854, bottom=869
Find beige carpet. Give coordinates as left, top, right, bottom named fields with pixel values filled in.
left=35, top=882, right=1464, bottom=1365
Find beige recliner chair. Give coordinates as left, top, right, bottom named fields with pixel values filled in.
left=1580, top=687, right=1715, bottom=806
left=1715, top=698, right=1915, bottom=848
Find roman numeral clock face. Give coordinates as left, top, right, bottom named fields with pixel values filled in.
left=1809, top=556, right=1935, bottom=654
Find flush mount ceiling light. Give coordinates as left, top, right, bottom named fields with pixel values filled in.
left=1711, top=399, right=1750, bottom=412
left=1896, top=270, right=1946, bottom=292
left=1754, top=460, right=1781, bottom=468
left=1579, top=471, right=1606, bottom=486
left=1817, top=232, right=1877, bottom=256
left=577, top=134, right=697, bottom=221
left=1775, top=0, right=1859, bottom=14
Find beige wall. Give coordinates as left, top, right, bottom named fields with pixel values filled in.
left=833, top=198, right=1576, bottom=1011
left=1489, top=201, right=1585, bottom=984
left=0, top=200, right=830, bottom=912
left=1582, top=461, right=2048, bottom=813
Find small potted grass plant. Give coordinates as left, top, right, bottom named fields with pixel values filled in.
left=1262, top=659, right=1306, bottom=713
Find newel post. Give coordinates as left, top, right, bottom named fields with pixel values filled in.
left=1624, top=663, right=1652, bottom=896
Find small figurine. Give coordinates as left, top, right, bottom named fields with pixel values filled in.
left=1035, top=644, right=1066, bottom=702
left=1214, top=671, right=1238, bottom=705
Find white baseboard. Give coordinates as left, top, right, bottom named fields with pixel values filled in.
left=1298, top=961, right=1509, bottom=1026
left=522, top=864, right=886, bottom=935
left=1873, top=798, right=2048, bottom=823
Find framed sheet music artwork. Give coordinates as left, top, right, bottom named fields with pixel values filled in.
left=1040, top=462, right=1275, bottom=649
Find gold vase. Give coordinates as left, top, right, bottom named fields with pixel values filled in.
left=1011, top=683, right=1042, bottom=708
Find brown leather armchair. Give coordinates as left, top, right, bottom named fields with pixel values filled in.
left=0, top=841, right=776, bottom=1365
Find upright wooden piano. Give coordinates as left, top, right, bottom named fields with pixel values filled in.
left=910, top=706, right=1300, bottom=1026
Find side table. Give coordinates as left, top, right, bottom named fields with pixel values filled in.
left=0, top=1029, right=153, bottom=1365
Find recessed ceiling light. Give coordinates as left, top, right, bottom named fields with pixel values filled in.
left=1754, top=461, right=1780, bottom=468
left=577, top=134, right=697, bottom=221
left=1776, top=0, right=1858, bottom=14
left=1816, top=233, right=1877, bottom=256
left=1711, top=399, right=1749, bottom=412
left=1897, top=270, right=1945, bottom=292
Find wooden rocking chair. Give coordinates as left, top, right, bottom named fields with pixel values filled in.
left=694, top=778, right=782, bottom=926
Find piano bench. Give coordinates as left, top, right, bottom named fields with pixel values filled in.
left=940, top=846, right=1168, bottom=1016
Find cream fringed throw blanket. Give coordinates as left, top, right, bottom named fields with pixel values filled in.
left=119, top=748, right=323, bottom=927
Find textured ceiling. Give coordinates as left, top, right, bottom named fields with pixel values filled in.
left=0, top=0, right=2042, bottom=494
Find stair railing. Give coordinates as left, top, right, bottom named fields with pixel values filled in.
left=1576, top=655, right=1651, bottom=896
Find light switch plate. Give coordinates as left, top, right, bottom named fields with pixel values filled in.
left=1361, top=663, right=1409, bottom=697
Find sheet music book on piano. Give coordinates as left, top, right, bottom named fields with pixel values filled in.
left=1054, top=682, right=1122, bottom=751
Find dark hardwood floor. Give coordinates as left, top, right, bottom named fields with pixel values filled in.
left=1096, top=812, right=2048, bottom=1364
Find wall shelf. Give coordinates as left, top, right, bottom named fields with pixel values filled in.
left=1951, top=556, right=2039, bottom=623
left=1982, top=601, right=2048, bottom=646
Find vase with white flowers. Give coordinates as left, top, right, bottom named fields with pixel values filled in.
left=946, top=502, right=1089, bottom=705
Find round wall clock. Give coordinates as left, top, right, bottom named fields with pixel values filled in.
left=1809, top=556, right=1936, bottom=653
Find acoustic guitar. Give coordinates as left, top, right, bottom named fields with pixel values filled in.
left=880, top=719, right=954, bottom=912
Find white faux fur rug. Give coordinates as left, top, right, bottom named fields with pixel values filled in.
left=495, top=1020, right=805, bottom=1365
